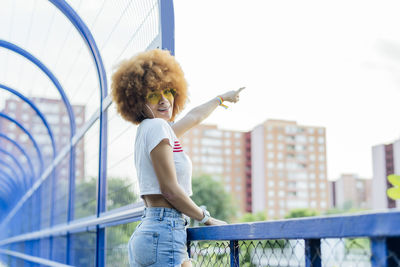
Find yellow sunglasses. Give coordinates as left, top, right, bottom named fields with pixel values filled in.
left=146, top=88, right=176, bottom=105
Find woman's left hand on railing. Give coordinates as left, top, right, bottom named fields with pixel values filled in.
left=205, top=217, right=228, bottom=226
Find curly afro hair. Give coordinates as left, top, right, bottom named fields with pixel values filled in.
left=111, top=49, right=188, bottom=124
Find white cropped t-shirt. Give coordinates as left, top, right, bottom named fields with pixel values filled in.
left=134, top=118, right=193, bottom=197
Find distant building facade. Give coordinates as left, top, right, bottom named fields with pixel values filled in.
left=331, top=174, right=371, bottom=209
left=180, top=124, right=248, bottom=212
left=181, top=119, right=330, bottom=218
left=1, top=97, right=85, bottom=181
left=372, top=139, right=400, bottom=209
left=251, top=120, right=329, bottom=218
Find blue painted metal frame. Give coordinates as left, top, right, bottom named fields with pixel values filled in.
left=0, top=149, right=29, bottom=190
left=0, top=133, right=36, bottom=186
left=187, top=211, right=400, bottom=267
left=0, top=0, right=175, bottom=265
left=0, top=39, right=76, bottom=263
left=0, top=113, right=44, bottom=180
left=160, top=0, right=175, bottom=55
left=0, top=41, right=76, bottom=230
left=47, top=1, right=108, bottom=265
left=0, top=83, right=58, bottom=261
left=0, top=168, right=21, bottom=199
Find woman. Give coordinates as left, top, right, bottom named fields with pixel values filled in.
left=111, top=49, right=244, bottom=267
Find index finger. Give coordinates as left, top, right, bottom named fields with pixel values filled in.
left=237, top=87, right=246, bottom=93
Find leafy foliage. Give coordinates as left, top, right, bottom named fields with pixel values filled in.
left=72, top=176, right=138, bottom=266
left=284, top=208, right=319, bottom=219
left=239, top=212, right=267, bottom=223
left=191, top=174, right=237, bottom=223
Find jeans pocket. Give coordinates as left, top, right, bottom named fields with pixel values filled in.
left=130, top=231, right=159, bottom=266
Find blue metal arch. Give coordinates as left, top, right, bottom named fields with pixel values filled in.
left=0, top=169, right=19, bottom=197
left=0, top=40, right=75, bottom=192
left=0, top=172, right=20, bottom=210
left=0, top=134, right=35, bottom=182
left=0, top=162, right=22, bottom=194
left=0, top=113, right=44, bottom=180
left=0, top=148, right=29, bottom=190
left=0, top=84, right=57, bottom=161
left=46, top=2, right=108, bottom=265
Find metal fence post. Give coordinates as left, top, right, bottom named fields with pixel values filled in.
left=371, top=237, right=388, bottom=267
left=371, top=237, right=400, bottom=267
left=230, top=240, right=239, bottom=267
left=305, top=239, right=321, bottom=267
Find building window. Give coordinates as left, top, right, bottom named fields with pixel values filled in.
left=8, top=102, right=17, bottom=110
left=268, top=210, right=275, bottom=216
left=267, top=162, right=275, bottom=168
left=267, top=143, right=274, bottom=149
left=268, top=152, right=274, bottom=159
left=296, top=135, right=307, bottom=143
left=277, top=162, right=284, bottom=169
left=268, top=191, right=275, bottom=197
left=308, top=136, right=315, bottom=143
left=268, top=181, right=275, bottom=187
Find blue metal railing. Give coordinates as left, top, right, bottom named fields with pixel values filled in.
left=187, top=210, right=400, bottom=267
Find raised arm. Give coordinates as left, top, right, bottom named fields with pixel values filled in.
left=150, top=139, right=226, bottom=225
left=172, top=87, right=245, bottom=138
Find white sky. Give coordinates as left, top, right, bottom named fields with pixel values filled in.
left=173, top=0, right=400, bottom=180
left=0, top=0, right=399, bottom=181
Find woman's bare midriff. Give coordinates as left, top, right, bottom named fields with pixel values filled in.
left=142, top=194, right=174, bottom=208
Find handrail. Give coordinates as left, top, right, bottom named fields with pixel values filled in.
left=187, top=209, right=400, bottom=241
left=0, top=202, right=144, bottom=246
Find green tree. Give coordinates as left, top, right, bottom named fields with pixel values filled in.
left=285, top=208, right=319, bottom=219
left=239, top=212, right=267, bottom=223
left=191, top=174, right=237, bottom=223
left=72, top=176, right=138, bottom=266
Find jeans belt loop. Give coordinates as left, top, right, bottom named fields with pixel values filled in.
left=159, top=208, right=165, bottom=221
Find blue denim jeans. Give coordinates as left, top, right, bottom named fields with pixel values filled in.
left=128, top=207, right=190, bottom=267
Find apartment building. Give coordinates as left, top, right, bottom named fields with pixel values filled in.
left=181, top=119, right=330, bottom=218
left=331, top=174, right=372, bottom=209
left=372, top=138, right=400, bottom=209
left=180, top=124, right=248, bottom=212
left=1, top=97, right=85, bottom=181
left=251, top=120, right=329, bottom=218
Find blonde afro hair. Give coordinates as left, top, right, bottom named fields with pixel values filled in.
left=111, top=49, right=188, bottom=124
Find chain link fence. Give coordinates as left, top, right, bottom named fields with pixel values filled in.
left=189, top=237, right=399, bottom=267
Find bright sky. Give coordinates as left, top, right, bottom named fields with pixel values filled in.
left=0, top=1, right=399, bottom=181
left=173, top=0, right=400, bottom=180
